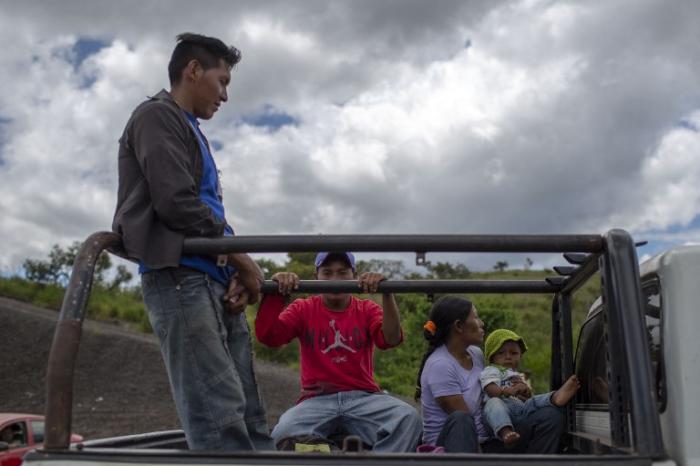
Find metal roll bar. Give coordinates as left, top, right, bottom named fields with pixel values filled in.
left=44, top=229, right=662, bottom=459
left=260, top=280, right=560, bottom=294
left=182, top=234, right=605, bottom=255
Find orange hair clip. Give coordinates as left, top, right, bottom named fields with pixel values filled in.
left=423, top=320, right=437, bottom=335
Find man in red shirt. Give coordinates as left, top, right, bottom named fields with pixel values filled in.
left=255, top=252, right=422, bottom=452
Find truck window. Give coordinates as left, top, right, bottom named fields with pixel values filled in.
left=575, top=308, right=609, bottom=405
left=574, top=279, right=666, bottom=410
left=642, top=277, right=666, bottom=411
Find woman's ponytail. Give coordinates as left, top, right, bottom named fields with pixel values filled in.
left=414, top=296, right=473, bottom=400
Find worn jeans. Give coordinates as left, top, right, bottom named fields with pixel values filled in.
left=435, top=411, right=480, bottom=453
left=271, top=390, right=422, bottom=452
left=142, top=267, right=274, bottom=451
left=483, top=392, right=554, bottom=436
left=438, top=404, right=564, bottom=454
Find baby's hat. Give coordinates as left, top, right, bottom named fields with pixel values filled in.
left=484, top=328, right=528, bottom=363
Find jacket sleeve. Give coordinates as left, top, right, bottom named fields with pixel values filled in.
left=255, top=294, right=302, bottom=347
left=131, top=103, right=226, bottom=237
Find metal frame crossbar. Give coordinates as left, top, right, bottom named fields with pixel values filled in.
left=42, top=229, right=663, bottom=460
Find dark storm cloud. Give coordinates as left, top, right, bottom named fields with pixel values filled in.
left=0, top=0, right=698, bottom=273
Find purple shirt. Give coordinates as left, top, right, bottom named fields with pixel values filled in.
left=420, top=345, right=489, bottom=444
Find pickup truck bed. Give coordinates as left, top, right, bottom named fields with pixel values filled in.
left=25, top=231, right=679, bottom=466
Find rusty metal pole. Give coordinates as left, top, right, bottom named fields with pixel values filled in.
left=44, top=232, right=123, bottom=450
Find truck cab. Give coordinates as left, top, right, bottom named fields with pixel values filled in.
left=574, top=245, right=700, bottom=466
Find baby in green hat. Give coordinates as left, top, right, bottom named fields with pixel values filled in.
left=480, top=329, right=580, bottom=447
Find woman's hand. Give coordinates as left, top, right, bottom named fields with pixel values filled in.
left=435, top=394, right=470, bottom=414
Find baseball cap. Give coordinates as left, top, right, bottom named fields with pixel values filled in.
left=314, top=252, right=356, bottom=271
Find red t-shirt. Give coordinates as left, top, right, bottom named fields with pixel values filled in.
left=255, top=294, right=403, bottom=402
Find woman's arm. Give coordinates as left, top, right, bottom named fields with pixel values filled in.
left=435, top=394, right=471, bottom=414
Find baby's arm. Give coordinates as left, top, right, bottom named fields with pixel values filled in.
left=484, top=382, right=520, bottom=398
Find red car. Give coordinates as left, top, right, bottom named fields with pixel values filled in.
left=0, top=413, right=83, bottom=466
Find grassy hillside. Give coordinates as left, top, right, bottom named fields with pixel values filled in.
left=0, top=276, right=151, bottom=332
left=374, top=270, right=601, bottom=396
left=1, top=270, right=601, bottom=397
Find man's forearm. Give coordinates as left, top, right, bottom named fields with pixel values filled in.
left=228, top=253, right=264, bottom=280
left=227, top=254, right=264, bottom=304
left=381, top=293, right=402, bottom=345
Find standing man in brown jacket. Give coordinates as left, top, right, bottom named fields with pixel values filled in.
left=112, top=33, right=273, bottom=451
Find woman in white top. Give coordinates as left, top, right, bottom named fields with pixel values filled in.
left=416, top=296, right=566, bottom=454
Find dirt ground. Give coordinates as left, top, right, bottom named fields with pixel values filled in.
left=0, top=295, right=301, bottom=441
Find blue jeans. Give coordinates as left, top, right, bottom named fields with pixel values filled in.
left=481, top=404, right=564, bottom=454
left=483, top=393, right=554, bottom=437
left=436, top=411, right=479, bottom=453
left=271, top=390, right=422, bottom=452
left=142, top=267, right=274, bottom=451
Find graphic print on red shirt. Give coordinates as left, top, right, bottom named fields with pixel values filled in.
left=256, top=294, right=403, bottom=402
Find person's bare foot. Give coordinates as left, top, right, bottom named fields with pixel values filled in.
left=498, top=427, right=520, bottom=448
left=551, top=375, right=581, bottom=407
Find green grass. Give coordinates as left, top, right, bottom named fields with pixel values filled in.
left=0, top=276, right=151, bottom=332
left=374, top=270, right=601, bottom=397
left=2, top=270, right=602, bottom=398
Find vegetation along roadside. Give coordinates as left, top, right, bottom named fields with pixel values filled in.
left=1, top=244, right=600, bottom=396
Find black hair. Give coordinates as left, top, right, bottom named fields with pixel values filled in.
left=414, top=296, right=474, bottom=401
left=168, top=33, right=242, bottom=85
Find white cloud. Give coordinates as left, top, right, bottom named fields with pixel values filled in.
left=0, top=0, right=699, bottom=275
left=604, top=109, right=700, bottom=238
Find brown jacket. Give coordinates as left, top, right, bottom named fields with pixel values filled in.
left=112, top=90, right=226, bottom=268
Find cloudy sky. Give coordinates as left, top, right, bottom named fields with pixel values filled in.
left=0, top=0, right=698, bottom=275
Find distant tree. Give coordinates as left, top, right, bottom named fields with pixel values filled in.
left=23, top=241, right=112, bottom=286
left=356, top=259, right=406, bottom=279
left=285, top=252, right=317, bottom=279
left=524, top=257, right=533, bottom=270
left=256, top=258, right=284, bottom=277
left=108, top=265, right=134, bottom=291
left=23, top=244, right=74, bottom=285
left=426, top=261, right=471, bottom=279
left=23, top=256, right=62, bottom=285
left=493, top=260, right=509, bottom=272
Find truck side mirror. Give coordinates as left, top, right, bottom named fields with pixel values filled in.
left=0, top=441, right=9, bottom=451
